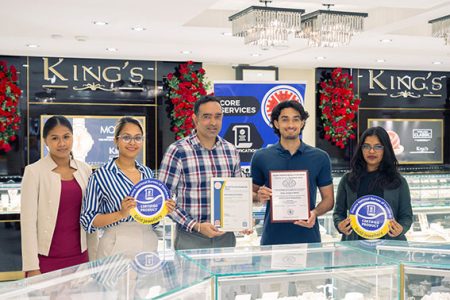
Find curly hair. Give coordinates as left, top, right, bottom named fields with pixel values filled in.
left=270, top=100, right=309, bottom=137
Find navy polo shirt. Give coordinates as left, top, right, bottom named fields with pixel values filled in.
left=251, top=141, right=333, bottom=245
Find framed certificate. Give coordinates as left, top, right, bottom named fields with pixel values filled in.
left=211, top=177, right=253, bottom=232
left=270, top=170, right=310, bottom=222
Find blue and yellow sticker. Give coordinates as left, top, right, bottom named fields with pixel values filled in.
left=129, top=178, right=170, bottom=225
left=349, top=195, right=394, bottom=239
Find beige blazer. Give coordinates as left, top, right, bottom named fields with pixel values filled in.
left=21, top=155, right=97, bottom=272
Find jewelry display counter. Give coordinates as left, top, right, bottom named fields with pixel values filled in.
left=0, top=250, right=212, bottom=300
left=177, top=243, right=399, bottom=300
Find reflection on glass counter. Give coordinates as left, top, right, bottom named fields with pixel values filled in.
left=343, top=240, right=450, bottom=299
left=7, top=241, right=450, bottom=299
left=178, top=243, right=399, bottom=299
left=0, top=250, right=212, bottom=300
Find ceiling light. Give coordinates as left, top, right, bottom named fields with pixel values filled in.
left=229, top=0, right=305, bottom=50
left=132, top=26, right=146, bottom=32
left=251, top=53, right=262, bottom=57
left=315, top=56, right=326, bottom=60
left=376, top=58, right=385, bottom=63
left=432, top=61, right=442, bottom=65
left=93, top=21, right=108, bottom=26
left=380, top=39, right=392, bottom=43
left=180, top=50, right=192, bottom=54
left=222, top=32, right=232, bottom=36
left=296, top=4, right=368, bottom=47
left=429, top=15, right=450, bottom=45
left=106, top=48, right=118, bottom=52
left=26, top=44, right=39, bottom=48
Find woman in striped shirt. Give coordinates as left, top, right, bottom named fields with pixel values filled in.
left=81, top=116, right=175, bottom=258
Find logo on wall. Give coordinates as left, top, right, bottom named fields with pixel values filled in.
left=215, top=82, right=307, bottom=165
left=224, top=123, right=263, bottom=163
left=261, top=85, right=304, bottom=126
left=232, top=125, right=253, bottom=149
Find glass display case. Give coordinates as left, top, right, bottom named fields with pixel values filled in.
left=317, top=172, right=450, bottom=243
left=342, top=240, right=450, bottom=299
left=0, top=179, right=21, bottom=216
left=0, top=177, right=22, bottom=281
left=7, top=241, right=450, bottom=299
left=405, top=173, right=450, bottom=243
left=0, top=250, right=212, bottom=300
left=178, top=243, right=399, bottom=300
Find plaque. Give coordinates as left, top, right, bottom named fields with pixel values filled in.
left=349, top=195, right=394, bottom=239
left=129, top=178, right=170, bottom=224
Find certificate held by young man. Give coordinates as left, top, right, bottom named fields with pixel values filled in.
left=211, top=177, right=253, bottom=232
left=270, top=170, right=310, bottom=222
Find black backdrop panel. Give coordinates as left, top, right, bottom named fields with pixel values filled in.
left=356, top=69, right=448, bottom=108
left=315, top=67, right=450, bottom=170
left=28, top=57, right=157, bottom=104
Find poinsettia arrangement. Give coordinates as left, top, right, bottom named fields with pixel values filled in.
left=319, top=68, right=361, bottom=149
left=164, top=61, right=210, bottom=140
left=0, top=60, right=21, bottom=152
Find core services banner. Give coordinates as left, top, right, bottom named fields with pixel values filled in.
left=214, top=82, right=306, bottom=172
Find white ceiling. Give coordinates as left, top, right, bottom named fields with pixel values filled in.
left=1, top=0, right=450, bottom=71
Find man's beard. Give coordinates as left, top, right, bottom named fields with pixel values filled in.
left=283, top=134, right=299, bottom=140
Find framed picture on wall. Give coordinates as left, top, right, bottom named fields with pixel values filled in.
left=368, top=118, right=443, bottom=164
left=235, top=65, right=279, bottom=81
left=40, top=115, right=146, bottom=168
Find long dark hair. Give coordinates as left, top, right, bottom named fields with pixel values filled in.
left=348, top=126, right=401, bottom=191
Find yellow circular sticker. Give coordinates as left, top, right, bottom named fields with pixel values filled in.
left=129, top=178, right=170, bottom=224
left=349, top=195, right=394, bottom=239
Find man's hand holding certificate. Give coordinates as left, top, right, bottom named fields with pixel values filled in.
left=270, top=171, right=310, bottom=222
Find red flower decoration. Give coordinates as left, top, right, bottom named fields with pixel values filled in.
left=0, top=60, right=21, bottom=152
left=164, top=61, right=210, bottom=140
left=319, top=68, right=360, bottom=149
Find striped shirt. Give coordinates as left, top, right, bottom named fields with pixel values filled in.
left=158, top=132, right=241, bottom=232
left=80, top=158, right=154, bottom=233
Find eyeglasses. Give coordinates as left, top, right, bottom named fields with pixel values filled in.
left=118, top=135, right=144, bottom=144
left=361, top=144, right=384, bottom=152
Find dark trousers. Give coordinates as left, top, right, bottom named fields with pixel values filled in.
left=174, top=225, right=236, bottom=250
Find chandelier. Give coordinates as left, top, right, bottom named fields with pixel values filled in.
left=229, top=0, right=304, bottom=50
left=429, top=15, right=450, bottom=45
left=296, top=5, right=368, bottom=48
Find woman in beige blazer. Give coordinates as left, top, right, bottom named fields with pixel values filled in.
left=21, top=116, right=97, bottom=277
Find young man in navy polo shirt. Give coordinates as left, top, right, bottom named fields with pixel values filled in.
left=251, top=100, right=334, bottom=245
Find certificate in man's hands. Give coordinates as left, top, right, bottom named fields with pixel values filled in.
left=270, top=170, right=310, bottom=222
left=211, top=177, right=253, bottom=232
